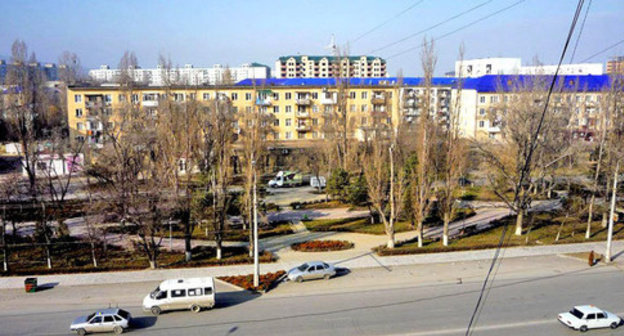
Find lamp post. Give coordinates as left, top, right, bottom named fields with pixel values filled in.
left=252, top=158, right=259, bottom=288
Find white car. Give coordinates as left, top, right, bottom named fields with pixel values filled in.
left=287, top=261, right=336, bottom=282
left=70, top=308, right=131, bottom=335
left=558, top=305, right=622, bottom=332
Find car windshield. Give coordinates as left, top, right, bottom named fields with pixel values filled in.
left=117, top=309, right=130, bottom=320
left=86, top=313, right=95, bottom=321
left=150, top=286, right=160, bottom=299
left=570, top=308, right=584, bottom=319
left=297, top=263, right=309, bottom=272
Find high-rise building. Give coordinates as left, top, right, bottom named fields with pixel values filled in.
left=606, top=56, right=624, bottom=74
left=456, top=57, right=602, bottom=77
left=275, top=55, right=387, bottom=78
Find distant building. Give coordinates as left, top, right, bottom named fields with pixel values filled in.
left=0, top=60, right=60, bottom=83
left=275, top=55, right=387, bottom=78
left=455, top=57, right=602, bottom=78
left=88, top=63, right=270, bottom=86
left=606, top=56, right=624, bottom=74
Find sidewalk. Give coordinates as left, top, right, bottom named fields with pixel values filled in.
left=1, top=239, right=621, bottom=289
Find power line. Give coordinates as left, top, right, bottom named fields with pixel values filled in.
left=580, top=38, right=624, bottom=63
left=569, top=0, right=592, bottom=62
left=386, top=0, right=527, bottom=60
left=369, top=0, right=493, bottom=54
left=464, top=1, right=586, bottom=335
left=351, top=0, right=426, bottom=45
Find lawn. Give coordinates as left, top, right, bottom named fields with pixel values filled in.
left=106, top=223, right=294, bottom=242
left=0, top=239, right=276, bottom=276
left=376, top=212, right=624, bottom=256
left=303, top=208, right=475, bottom=235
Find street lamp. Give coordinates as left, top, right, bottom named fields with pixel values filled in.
left=252, top=158, right=259, bottom=288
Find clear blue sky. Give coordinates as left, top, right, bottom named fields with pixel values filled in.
left=1, top=0, right=623, bottom=76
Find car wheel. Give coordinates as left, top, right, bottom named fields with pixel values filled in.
left=611, top=322, right=619, bottom=329
left=295, top=276, right=303, bottom=283
left=113, top=326, right=123, bottom=335
left=324, top=274, right=331, bottom=280
left=580, top=325, right=588, bottom=332
left=191, top=304, right=201, bottom=313
left=151, top=306, right=162, bottom=315
left=76, top=329, right=87, bottom=336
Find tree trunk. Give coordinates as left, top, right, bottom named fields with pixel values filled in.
left=555, top=214, right=569, bottom=242
left=417, top=220, right=424, bottom=248
left=601, top=211, right=608, bottom=229
left=443, top=212, right=450, bottom=246
left=1, top=223, right=8, bottom=272
left=149, top=259, right=156, bottom=269
left=45, top=243, right=52, bottom=269
left=184, top=220, right=192, bottom=262
left=514, top=211, right=523, bottom=236
left=90, top=241, right=98, bottom=268
left=586, top=194, right=595, bottom=238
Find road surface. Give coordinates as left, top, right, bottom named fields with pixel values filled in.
left=1, top=255, right=623, bottom=336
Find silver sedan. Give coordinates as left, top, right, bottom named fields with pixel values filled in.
left=287, top=261, right=336, bottom=282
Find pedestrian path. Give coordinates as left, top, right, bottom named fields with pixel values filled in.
left=1, top=239, right=621, bottom=289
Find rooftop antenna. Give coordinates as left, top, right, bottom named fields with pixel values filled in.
left=325, top=34, right=338, bottom=56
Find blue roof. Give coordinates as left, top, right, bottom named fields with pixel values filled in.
left=235, top=77, right=456, bottom=87
left=459, top=74, right=614, bottom=93
left=235, top=75, right=617, bottom=93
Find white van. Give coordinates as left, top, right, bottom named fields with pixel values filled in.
left=142, top=277, right=216, bottom=315
left=310, top=176, right=326, bottom=189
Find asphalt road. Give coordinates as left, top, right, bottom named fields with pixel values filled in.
left=1, top=258, right=624, bottom=336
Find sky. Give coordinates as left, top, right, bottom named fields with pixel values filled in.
left=1, top=0, right=623, bottom=77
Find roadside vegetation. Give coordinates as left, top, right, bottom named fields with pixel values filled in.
left=291, top=240, right=354, bottom=252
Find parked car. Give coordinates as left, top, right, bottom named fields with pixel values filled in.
left=268, top=171, right=303, bottom=188
left=70, top=308, right=131, bottom=336
left=558, top=305, right=622, bottom=332
left=310, top=176, right=326, bottom=189
left=143, top=277, right=216, bottom=315
left=287, top=261, right=336, bottom=282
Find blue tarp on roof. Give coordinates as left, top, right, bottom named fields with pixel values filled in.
left=458, top=74, right=613, bottom=93
left=235, top=77, right=457, bottom=87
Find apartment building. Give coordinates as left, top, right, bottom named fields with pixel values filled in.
left=455, top=74, right=613, bottom=141
left=66, top=77, right=459, bottom=148
left=456, top=58, right=603, bottom=78
left=606, top=56, right=624, bottom=74
left=88, top=63, right=270, bottom=86
left=275, top=55, right=387, bottom=78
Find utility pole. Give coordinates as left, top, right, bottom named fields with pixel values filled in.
left=252, top=157, right=259, bottom=288
left=606, top=160, right=619, bottom=263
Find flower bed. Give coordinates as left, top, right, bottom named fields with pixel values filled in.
left=291, top=240, right=354, bottom=252
left=218, top=270, right=286, bottom=292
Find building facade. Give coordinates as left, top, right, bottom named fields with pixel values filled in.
left=275, top=56, right=387, bottom=78
left=606, top=56, right=624, bottom=74
left=88, top=63, right=270, bottom=86
left=456, top=58, right=603, bottom=78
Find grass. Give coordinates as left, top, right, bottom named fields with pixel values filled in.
left=459, top=186, right=550, bottom=202
left=106, top=223, right=294, bottom=242
left=376, top=212, right=624, bottom=256
left=303, top=217, right=414, bottom=235
left=0, top=240, right=276, bottom=276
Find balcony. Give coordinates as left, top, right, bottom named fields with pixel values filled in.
left=85, top=101, right=102, bottom=108
left=321, top=96, right=336, bottom=105
left=296, top=124, right=311, bottom=132
left=371, top=95, right=387, bottom=105
left=371, top=111, right=388, bottom=118
left=142, top=100, right=159, bottom=107
left=296, top=111, right=310, bottom=118
left=296, top=98, right=311, bottom=105
left=255, top=98, right=272, bottom=106
left=404, top=98, right=417, bottom=107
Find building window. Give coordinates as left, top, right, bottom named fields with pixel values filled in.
left=273, top=132, right=279, bottom=140
left=490, top=96, right=498, bottom=103
left=479, top=120, right=485, bottom=128
left=273, top=106, right=279, bottom=113
left=74, top=94, right=82, bottom=103
left=350, top=92, right=356, bottom=99
left=274, top=119, right=280, bottom=126
left=479, top=108, right=485, bottom=115
left=203, top=93, right=210, bottom=101
left=77, top=122, right=84, bottom=130
left=350, top=104, right=356, bottom=112
left=312, top=92, right=318, bottom=99
left=75, top=109, right=83, bottom=117
left=361, top=105, right=368, bottom=112
left=480, top=96, right=486, bottom=103
left=246, top=106, right=252, bottom=113
left=104, top=94, right=112, bottom=103
left=361, top=92, right=368, bottom=99
left=118, top=94, right=126, bottom=102
left=285, top=93, right=292, bottom=100
left=132, top=94, right=139, bottom=103
left=285, top=106, right=292, bottom=113
left=285, top=118, right=292, bottom=126
left=231, top=93, right=238, bottom=100
left=298, top=132, right=305, bottom=139
left=361, top=117, right=367, bottom=125
left=285, top=131, right=292, bottom=139
left=312, top=131, right=318, bottom=139
left=273, top=93, right=279, bottom=100
left=312, top=118, right=318, bottom=126
left=245, top=93, right=252, bottom=101
left=189, top=93, right=196, bottom=101
left=312, top=105, right=319, bottom=113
